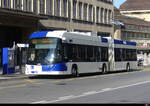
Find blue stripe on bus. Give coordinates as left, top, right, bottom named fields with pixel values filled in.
left=114, top=39, right=123, bottom=45
left=101, top=38, right=108, bottom=43
left=29, top=31, right=49, bottom=39
left=126, top=41, right=136, bottom=46
left=114, top=39, right=136, bottom=46
left=42, top=63, right=67, bottom=72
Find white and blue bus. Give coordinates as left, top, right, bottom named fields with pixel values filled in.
left=25, top=30, right=137, bottom=76
left=112, top=39, right=137, bottom=72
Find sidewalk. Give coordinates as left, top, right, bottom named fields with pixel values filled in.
left=0, top=67, right=28, bottom=82
left=0, top=74, right=28, bottom=81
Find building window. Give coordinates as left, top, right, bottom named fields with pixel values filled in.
left=83, top=3, right=88, bottom=21
left=138, top=43, right=144, bottom=47
left=13, top=0, right=22, bottom=10
left=68, top=0, right=71, bottom=18
left=78, top=2, right=82, bottom=20
left=98, top=32, right=110, bottom=37
left=100, top=8, right=104, bottom=23
left=97, top=0, right=113, bottom=4
left=108, top=10, right=111, bottom=24
left=104, top=9, right=107, bottom=24
left=1, top=0, right=11, bottom=8
left=136, top=33, right=140, bottom=39
left=89, top=5, right=93, bottom=22
left=96, top=7, right=100, bottom=23
left=61, top=0, right=68, bottom=17
left=73, top=0, right=77, bottom=19
left=46, top=0, right=53, bottom=15
left=54, top=0, right=61, bottom=16
left=147, top=43, right=150, bottom=47
left=39, top=0, right=45, bottom=14
left=23, top=0, right=32, bottom=12
left=147, top=34, right=150, bottom=38
left=62, top=0, right=68, bottom=17
left=32, top=0, right=38, bottom=13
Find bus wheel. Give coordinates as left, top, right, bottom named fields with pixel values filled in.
left=71, top=67, right=79, bottom=77
left=102, top=64, right=107, bottom=74
left=126, top=64, right=130, bottom=72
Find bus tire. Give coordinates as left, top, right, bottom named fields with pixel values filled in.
left=71, top=65, right=79, bottom=77
left=102, top=64, right=107, bottom=74
left=126, top=63, right=130, bottom=72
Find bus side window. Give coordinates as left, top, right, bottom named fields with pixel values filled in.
left=122, top=49, right=126, bottom=61
left=96, top=47, right=101, bottom=62
left=126, top=49, right=132, bottom=61
left=66, top=44, right=74, bottom=61
left=87, top=46, right=94, bottom=62
left=101, top=47, right=108, bottom=62
left=114, top=48, right=122, bottom=61
left=62, top=43, right=68, bottom=61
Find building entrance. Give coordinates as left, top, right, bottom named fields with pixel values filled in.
left=0, top=26, right=24, bottom=73
left=0, top=26, right=23, bottom=48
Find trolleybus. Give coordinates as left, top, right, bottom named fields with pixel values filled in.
left=25, top=31, right=137, bottom=76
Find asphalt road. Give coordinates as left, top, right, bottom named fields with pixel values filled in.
left=0, top=68, right=150, bottom=104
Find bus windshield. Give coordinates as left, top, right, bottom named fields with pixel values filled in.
left=27, top=38, right=62, bottom=65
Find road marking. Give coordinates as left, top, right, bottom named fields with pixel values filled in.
left=52, top=70, right=146, bottom=84
left=43, top=80, right=150, bottom=103
left=0, top=80, right=43, bottom=90
left=32, top=100, right=47, bottom=104
left=42, top=95, right=75, bottom=103
left=24, top=79, right=44, bottom=85
left=0, top=84, right=26, bottom=90
left=83, top=91, right=97, bottom=95
left=58, top=95, right=75, bottom=101
left=25, top=79, right=37, bottom=83
left=105, top=80, right=150, bottom=91
left=101, top=88, right=112, bottom=91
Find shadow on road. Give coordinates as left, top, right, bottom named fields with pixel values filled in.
left=28, top=69, right=141, bottom=80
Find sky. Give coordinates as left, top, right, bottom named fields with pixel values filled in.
left=114, top=0, right=126, bottom=8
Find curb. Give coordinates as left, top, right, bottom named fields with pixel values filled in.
left=0, top=75, right=29, bottom=82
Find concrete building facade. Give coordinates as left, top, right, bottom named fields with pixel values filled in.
left=0, top=0, right=114, bottom=44
left=120, top=0, right=150, bottom=22
left=115, top=7, right=150, bottom=66
left=119, top=0, right=150, bottom=65
left=39, top=0, right=114, bottom=37
left=0, top=0, right=114, bottom=68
